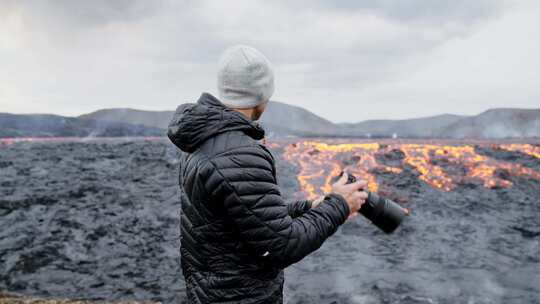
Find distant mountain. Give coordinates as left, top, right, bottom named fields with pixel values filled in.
left=340, top=114, right=466, bottom=138
left=436, top=108, right=540, bottom=139
left=75, top=106, right=540, bottom=138
left=2, top=104, right=539, bottom=139
left=0, top=113, right=163, bottom=138
left=260, top=101, right=342, bottom=136
left=79, top=108, right=173, bottom=130
left=78, top=101, right=344, bottom=137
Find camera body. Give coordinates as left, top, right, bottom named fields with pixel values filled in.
left=344, top=173, right=408, bottom=234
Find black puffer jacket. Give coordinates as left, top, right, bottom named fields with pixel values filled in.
left=168, top=93, right=350, bottom=303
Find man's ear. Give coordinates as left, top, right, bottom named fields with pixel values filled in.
left=252, top=101, right=268, bottom=120
left=258, top=102, right=268, bottom=111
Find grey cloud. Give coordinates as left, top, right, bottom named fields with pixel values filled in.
left=317, top=0, right=508, bottom=23
left=2, top=0, right=164, bottom=30
left=0, top=0, right=537, bottom=122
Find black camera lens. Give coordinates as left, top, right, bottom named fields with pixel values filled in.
left=343, top=172, right=408, bottom=234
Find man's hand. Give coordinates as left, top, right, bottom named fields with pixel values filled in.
left=331, top=172, right=368, bottom=218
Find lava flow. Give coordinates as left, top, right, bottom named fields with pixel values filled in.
left=499, top=143, right=540, bottom=159
left=282, top=141, right=540, bottom=200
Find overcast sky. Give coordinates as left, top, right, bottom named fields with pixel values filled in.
left=0, top=0, right=539, bottom=122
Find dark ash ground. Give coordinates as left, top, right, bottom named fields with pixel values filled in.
left=0, top=140, right=539, bottom=304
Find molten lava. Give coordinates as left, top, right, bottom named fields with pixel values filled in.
left=499, top=143, right=540, bottom=159
left=282, top=141, right=540, bottom=200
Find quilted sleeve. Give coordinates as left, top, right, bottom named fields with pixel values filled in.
left=208, top=145, right=349, bottom=269
left=286, top=200, right=312, bottom=218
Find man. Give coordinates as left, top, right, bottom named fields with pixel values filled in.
left=168, top=45, right=367, bottom=303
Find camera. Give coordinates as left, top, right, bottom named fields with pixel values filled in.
left=340, top=172, right=408, bottom=234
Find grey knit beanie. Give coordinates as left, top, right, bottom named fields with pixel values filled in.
left=217, top=45, right=274, bottom=109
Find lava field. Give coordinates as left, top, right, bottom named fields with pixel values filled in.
left=0, top=139, right=539, bottom=303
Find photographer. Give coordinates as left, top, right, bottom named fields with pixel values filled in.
left=168, top=45, right=367, bottom=303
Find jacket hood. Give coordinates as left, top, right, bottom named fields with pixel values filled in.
left=167, top=93, right=265, bottom=152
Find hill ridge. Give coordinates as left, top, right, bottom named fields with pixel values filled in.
left=2, top=103, right=539, bottom=139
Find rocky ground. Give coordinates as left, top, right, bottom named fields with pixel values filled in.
left=0, top=139, right=539, bottom=303
left=0, top=292, right=157, bottom=304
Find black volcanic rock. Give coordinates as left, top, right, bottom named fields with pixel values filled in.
left=1, top=141, right=539, bottom=302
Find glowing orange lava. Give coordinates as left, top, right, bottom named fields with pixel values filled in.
left=499, top=144, right=540, bottom=159
left=281, top=141, right=540, bottom=199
